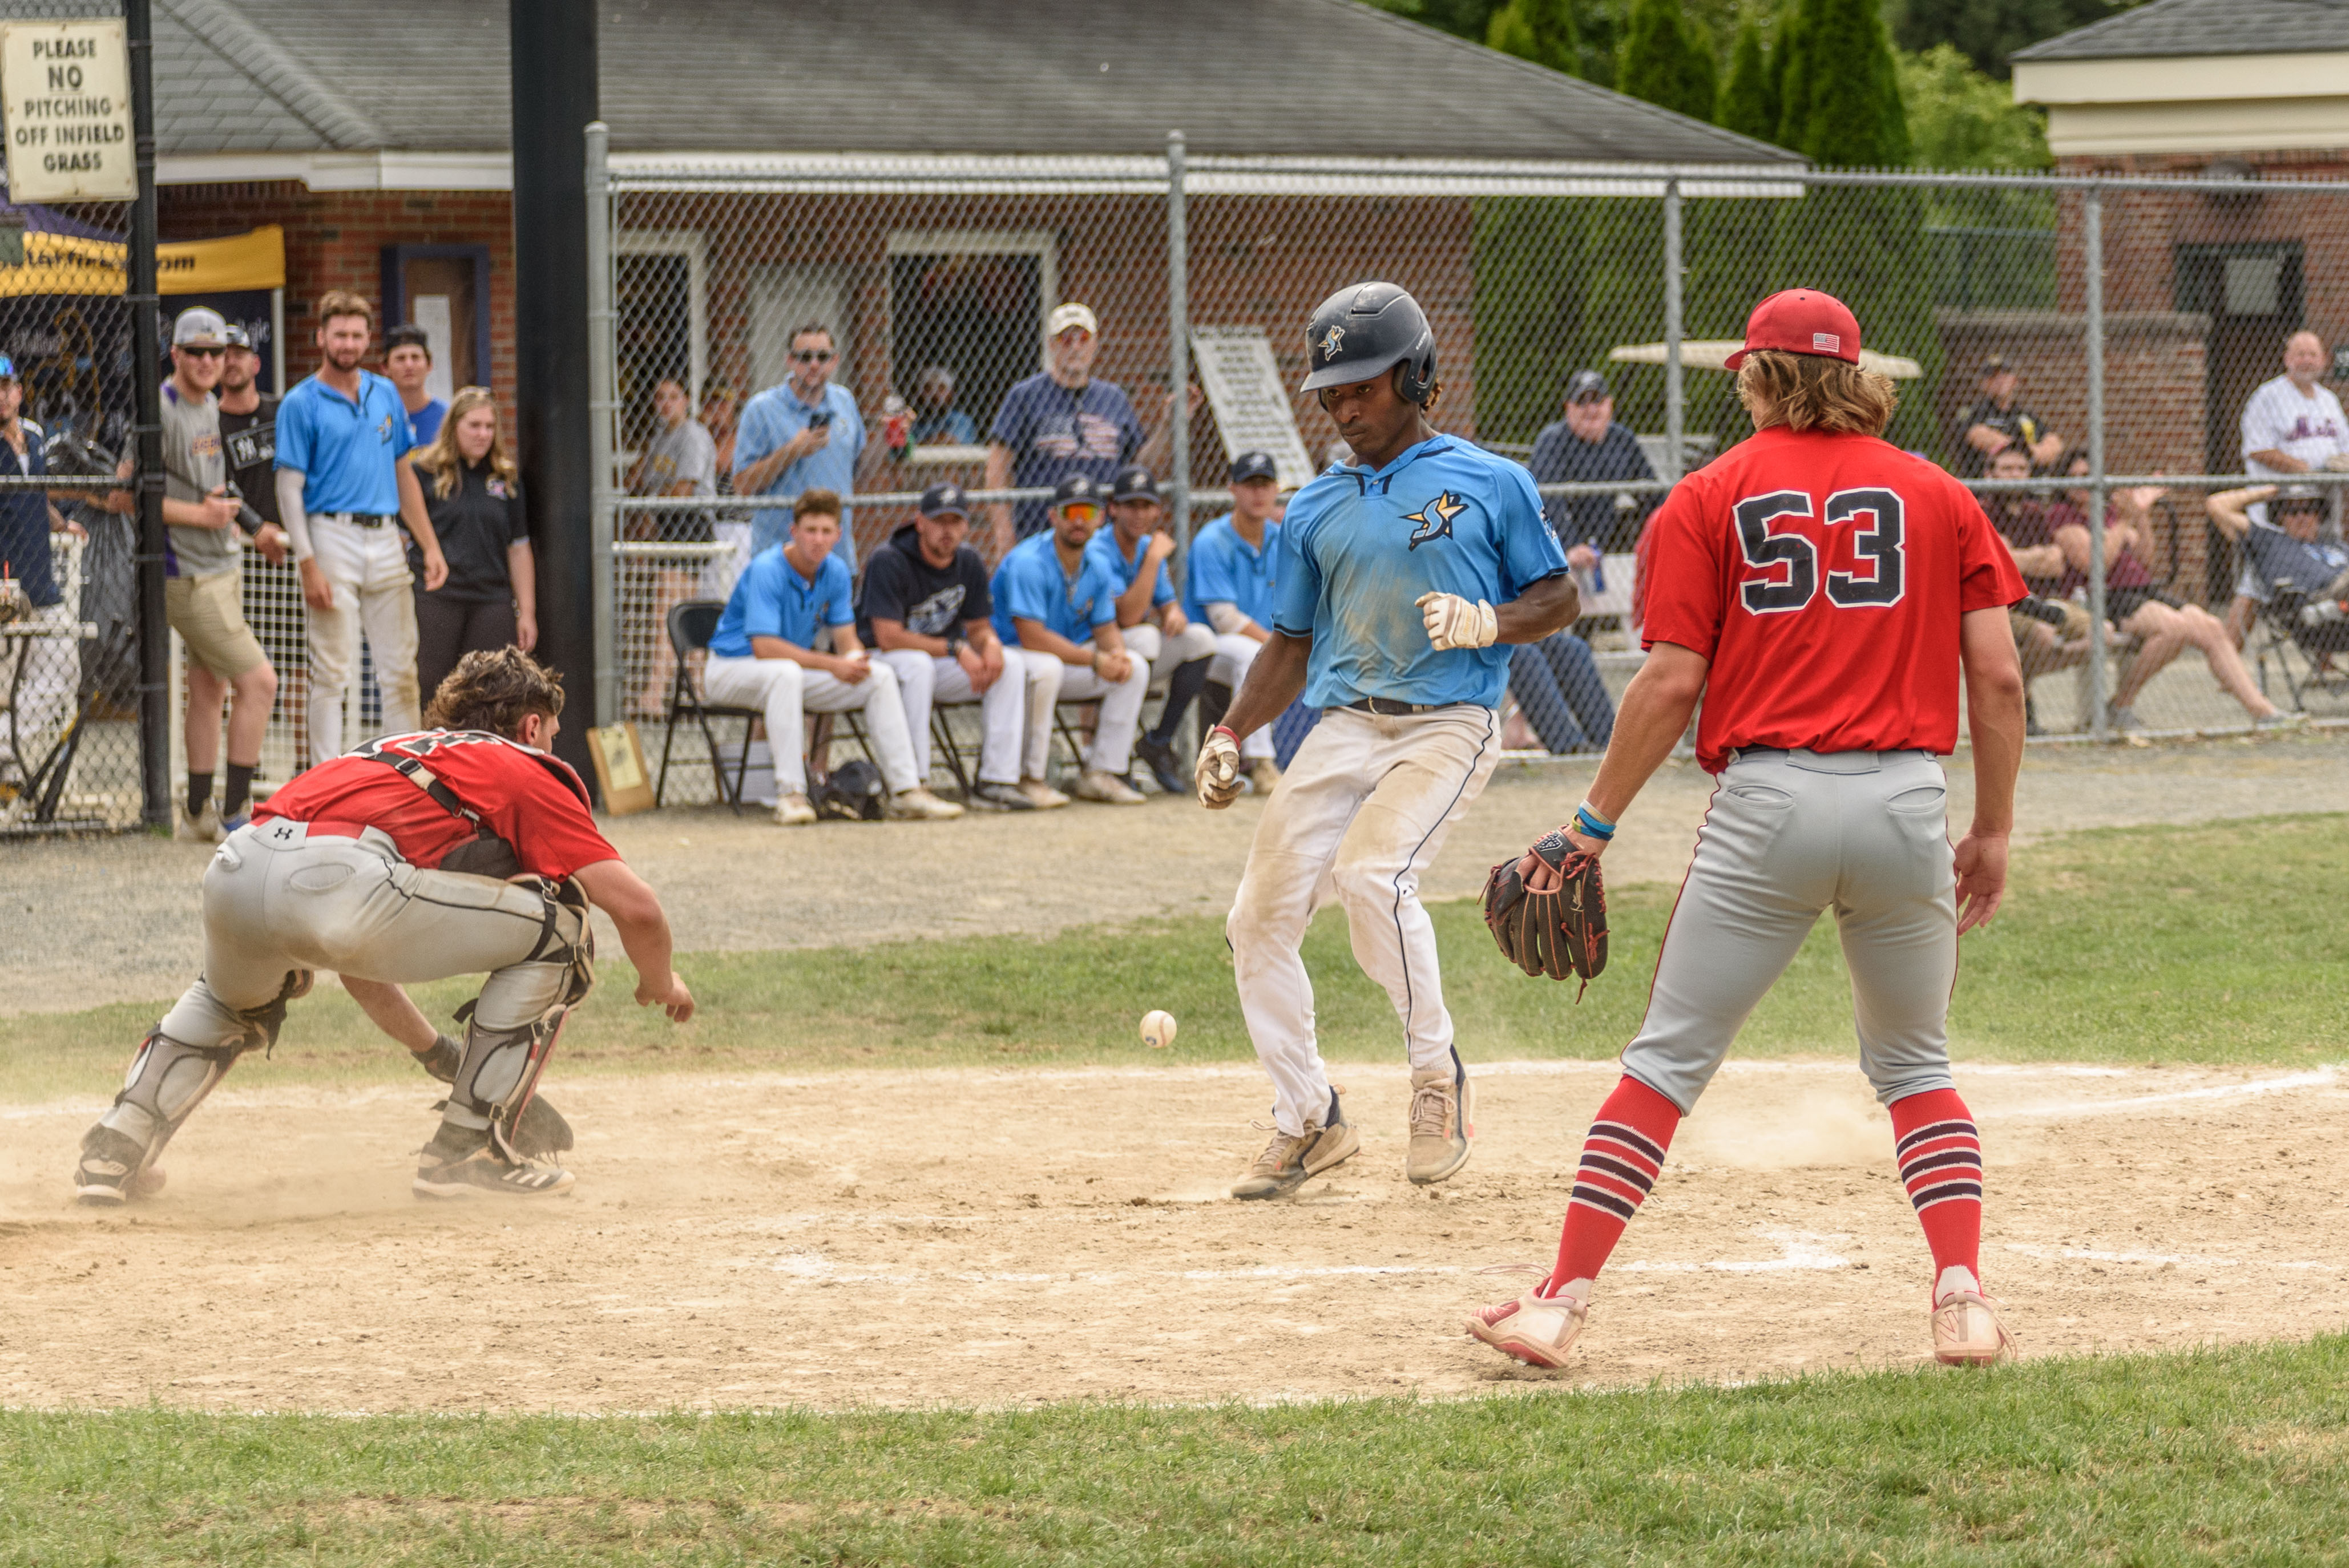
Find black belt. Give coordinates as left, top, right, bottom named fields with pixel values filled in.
left=324, top=512, right=395, bottom=528
left=1343, top=696, right=1469, bottom=717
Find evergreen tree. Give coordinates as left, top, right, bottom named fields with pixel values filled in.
left=1885, top=0, right=2138, bottom=80
left=1615, top=0, right=1718, bottom=123
left=1484, top=0, right=1580, bottom=76
left=1715, top=17, right=1778, bottom=144
left=1777, top=0, right=1909, bottom=165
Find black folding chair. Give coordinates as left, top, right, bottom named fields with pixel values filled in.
left=2239, top=525, right=2349, bottom=711
left=655, top=599, right=763, bottom=813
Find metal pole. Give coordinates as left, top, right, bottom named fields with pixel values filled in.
left=1662, top=176, right=1684, bottom=484
left=125, top=0, right=167, bottom=825
left=2084, top=186, right=2108, bottom=742
left=584, top=120, right=616, bottom=729
left=1166, top=131, right=1191, bottom=573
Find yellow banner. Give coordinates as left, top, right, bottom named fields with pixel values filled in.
left=0, top=223, right=284, bottom=297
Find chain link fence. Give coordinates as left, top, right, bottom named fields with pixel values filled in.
left=0, top=0, right=150, bottom=834
left=591, top=150, right=2349, bottom=805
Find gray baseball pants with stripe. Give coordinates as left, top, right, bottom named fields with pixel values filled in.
left=1621, top=747, right=1961, bottom=1114
left=1228, top=704, right=1501, bottom=1136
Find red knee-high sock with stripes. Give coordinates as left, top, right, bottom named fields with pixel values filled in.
left=1889, top=1088, right=1984, bottom=1299
left=1545, top=1074, right=1682, bottom=1301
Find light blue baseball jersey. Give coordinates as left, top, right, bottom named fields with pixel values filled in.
left=991, top=530, right=1122, bottom=648
left=1084, top=526, right=1176, bottom=608
left=1182, top=512, right=1282, bottom=628
left=1274, top=437, right=1567, bottom=709
left=707, top=543, right=855, bottom=658
left=275, top=370, right=413, bottom=515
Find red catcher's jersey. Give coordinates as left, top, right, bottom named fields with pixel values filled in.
left=1639, top=426, right=2025, bottom=773
left=256, top=730, right=619, bottom=879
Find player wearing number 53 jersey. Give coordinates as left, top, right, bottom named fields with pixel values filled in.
left=1196, top=282, right=1576, bottom=1201
left=1468, top=289, right=2031, bottom=1372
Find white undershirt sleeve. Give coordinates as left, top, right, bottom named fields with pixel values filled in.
left=1205, top=601, right=1249, bottom=636
left=276, top=469, right=314, bottom=562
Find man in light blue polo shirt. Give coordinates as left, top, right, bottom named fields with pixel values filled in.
left=1181, top=448, right=1286, bottom=790
left=700, top=487, right=959, bottom=827
left=1088, top=462, right=1214, bottom=797
left=733, top=322, right=867, bottom=568
left=273, top=290, right=449, bottom=767
left=990, top=473, right=1149, bottom=805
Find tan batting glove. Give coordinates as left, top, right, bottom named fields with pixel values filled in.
left=1196, top=725, right=1243, bottom=810
left=1416, top=591, right=1498, bottom=651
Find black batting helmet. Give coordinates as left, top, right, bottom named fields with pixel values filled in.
left=1301, top=282, right=1438, bottom=406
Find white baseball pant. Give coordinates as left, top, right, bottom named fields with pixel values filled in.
left=1121, top=619, right=1216, bottom=679
left=0, top=597, right=80, bottom=779
left=305, top=514, right=421, bottom=766
left=876, top=646, right=1024, bottom=787
left=1621, top=747, right=1959, bottom=1113
left=1015, top=646, right=1148, bottom=779
left=1228, top=703, right=1501, bottom=1135
left=1206, top=632, right=1276, bottom=760
left=702, top=653, right=921, bottom=797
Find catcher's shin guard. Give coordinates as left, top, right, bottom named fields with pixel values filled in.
left=75, top=969, right=314, bottom=1205
left=440, top=879, right=594, bottom=1162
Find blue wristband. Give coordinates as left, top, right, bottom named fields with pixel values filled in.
left=1573, top=805, right=1615, bottom=841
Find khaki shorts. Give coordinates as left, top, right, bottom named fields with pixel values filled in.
left=167, top=570, right=268, bottom=678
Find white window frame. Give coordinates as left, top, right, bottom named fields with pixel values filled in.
left=616, top=228, right=708, bottom=402
left=885, top=229, right=1059, bottom=374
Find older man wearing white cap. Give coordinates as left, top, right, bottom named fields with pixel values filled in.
left=983, top=301, right=1191, bottom=557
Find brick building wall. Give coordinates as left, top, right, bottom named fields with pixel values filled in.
left=157, top=181, right=518, bottom=411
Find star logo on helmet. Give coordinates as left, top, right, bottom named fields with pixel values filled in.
left=1404, top=491, right=1467, bottom=550
left=1319, top=324, right=1345, bottom=359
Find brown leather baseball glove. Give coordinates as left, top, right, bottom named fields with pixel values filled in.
left=1483, top=827, right=1608, bottom=990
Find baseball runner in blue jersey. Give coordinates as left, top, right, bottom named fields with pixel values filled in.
left=1198, top=282, right=1579, bottom=1199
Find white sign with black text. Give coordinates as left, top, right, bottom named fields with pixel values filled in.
left=0, top=19, right=134, bottom=203
left=1189, top=326, right=1317, bottom=492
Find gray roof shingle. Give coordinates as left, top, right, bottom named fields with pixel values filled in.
left=146, top=0, right=1797, bottom=164
left=2013, top=0, right=2349, bottom=61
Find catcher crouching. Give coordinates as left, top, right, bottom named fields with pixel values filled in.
left=73, top=647, right=696, bottom=1205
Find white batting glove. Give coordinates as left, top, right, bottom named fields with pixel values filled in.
left=1416, top=591, right=1498, bottom=650
left=1196, top=725, right=1243, bottom=810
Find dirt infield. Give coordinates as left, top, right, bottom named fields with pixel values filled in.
left=3, top=1057, right=2341, bottom=1411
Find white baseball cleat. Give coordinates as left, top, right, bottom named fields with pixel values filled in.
left=1931, top=1287, right=2015, bottom=1366
left=1467, top=1284, right=1587, bottom=1369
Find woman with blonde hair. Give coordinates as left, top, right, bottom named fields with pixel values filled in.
left=407, top=386, right=537, bottom=704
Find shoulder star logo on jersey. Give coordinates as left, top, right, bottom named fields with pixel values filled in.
left=1403, top=491, right=1467, bottom=549
left=1318, top=324, right=1345, bottom=359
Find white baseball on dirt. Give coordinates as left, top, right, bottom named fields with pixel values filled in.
left=1139, top=1009, right=1178, bottom=1049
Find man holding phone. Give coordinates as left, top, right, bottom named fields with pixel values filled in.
left=735, top=322, right=867, bottom=569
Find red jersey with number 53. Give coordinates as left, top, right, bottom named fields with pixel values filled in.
left=1638, top=426, right=2025, bottom=773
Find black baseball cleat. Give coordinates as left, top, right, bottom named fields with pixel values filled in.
left=414, top=1126, right=575, bottom=1198
left=1133, top=734, right=1189, bottom=797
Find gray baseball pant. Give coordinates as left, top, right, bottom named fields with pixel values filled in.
left=1620, top=747, right=1960, bottom=1114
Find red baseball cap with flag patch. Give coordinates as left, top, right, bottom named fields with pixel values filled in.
left=1722, top=288, right=1862, bottom=369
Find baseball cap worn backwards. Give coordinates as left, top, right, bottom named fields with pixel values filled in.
left=1111, top=464, right=1160, bottom=503
left=919, top=482, right=968, bottom=519
left=1722, top=289, right=1862, bottom=370
left=1230, top=450, right=1278, bottom=484
left=1047, top=302, right=1099, bottom=338
left=172, top=307, right=229, bottom=348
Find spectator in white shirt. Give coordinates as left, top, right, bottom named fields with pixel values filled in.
left=2230, top=332, right=2348, bottom=643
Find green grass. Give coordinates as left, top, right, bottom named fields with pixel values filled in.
left=8, top=814, right=2347, bottom=1105
left=6, top=1336, right=2349, bottom=1564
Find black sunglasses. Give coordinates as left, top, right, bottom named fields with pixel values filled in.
left=790, top=349, right=836, bottom=363
left=176, top=344, right=227, bottom=358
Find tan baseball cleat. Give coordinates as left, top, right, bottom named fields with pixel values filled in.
left=1931, top=1288, right=2015, bottom=1365
left=888, top=785, right=966, bottom=821
left=1232, top=1090, right=1359, bottom=1199
left=1073, top=769, right=1146, bottom=805
left=1406, top=1047, right=1474, bottom=1185
left=1467, top=1286, right=1587, bottom=1369
left=1018, top=777, right=1070, bottom=810
left=773, top=793, right=818, bottom=826
left=1248, top=757, right=1283, bottom=796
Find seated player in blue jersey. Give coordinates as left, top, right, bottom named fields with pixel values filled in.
left=1196, top=282, right=1578, bottom=1198
left=990, top=474, right=1151, bottom=805
left=700, top=489, right=963, bottom=826
left=1088, top=463, right=1216, bottom=795
left=1182, top=449, right=1287, bottom=795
